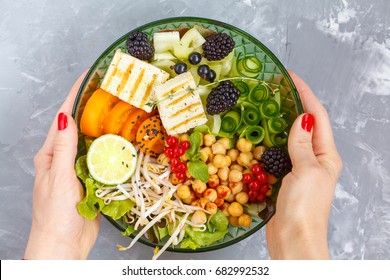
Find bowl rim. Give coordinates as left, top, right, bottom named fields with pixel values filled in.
left=72, top=16, right=303, bottom=254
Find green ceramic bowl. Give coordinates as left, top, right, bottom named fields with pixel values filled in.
left=72, top=17, right=303, bottom=253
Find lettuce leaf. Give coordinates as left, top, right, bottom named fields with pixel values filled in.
left=122, top=225, right=135, bottom=237
left=101, top=199, right=135, bottom=220
left=180, top=226, right=228, bottom=249
left=209, top=210, right=229, bottom=231
left=75, top=155, right=135, bottom=221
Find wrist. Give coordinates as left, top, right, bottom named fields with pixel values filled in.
left=25, top=225, right=82, bottom=259
left=270, top=221, right=330, bottom=260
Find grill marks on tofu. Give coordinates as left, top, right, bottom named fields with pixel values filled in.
left=100, top=49, right=169, bottom=113
left=155, top=72, right=207, bottom=135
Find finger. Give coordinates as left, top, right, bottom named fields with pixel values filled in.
left=288, top=70, right=338, bottom=157
left=50, top=112, right=79, bottom=178
left=288, top=113, right=318, bottom=170
left=35, top=69, right=89, bottom=174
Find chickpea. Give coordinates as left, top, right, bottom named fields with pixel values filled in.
left=180, top=153, right=188, bottom=162
left=268, top=174, right=278, bottom=184
left=225, top=155, right=232, bottom=167
left=191, top=210, right=207, bottom=225
left=199, top=197, right=209, bottom=208
left=237, top=152, right=253, bottom=168
left=217, top=167, right=230, bottom=181
left=186, top=170, right=192, bottom=179
left=205, top=202, right=218, bottom=215
left=157, top=154, right=170, bottom=166
left=214, top=198, right=224, bottom=207
left=228, top=216, right=239, bottom=226
left=243, top=168, right=251, bottom=175
left=213, top=154, right=229, bottom=168
left=181, top=191, right=197, bottom=205
left=238, top=214, right=252, bottom=227
left=216, top=185, right=231, bottom=199
left=227, top=149, right=239, bottom=162
left=204, top=134, right=216, bottom=147
left=211, top=142, right=226, bottom=155
left=235, top=191, right=249, bottom=204
left=208, top=174, right=219, bottom=188
left=200, top=147, right=212, bottom=162
left=220, top=202, right=230, bottom=216
left=253, top=145, right=266, bottom=160
left=177, top=185, right=191, bottom=200
left=191, top=200, right=202, bottom=208
left=217, top=137, right=231, bottom=149
left=228, top=202, right=244, bottom=217
left=229, top=169, right=243, bottom=183
left=250, top=159, right=259, bottom=168
left=236, top=138, right=253, bottom=152
left=203, top=188, right=218, bottom=202
left=229, top=181, right=243, bottom=195
left=225, top=192, right=235, bottom=202
left=207, top=163, right=218, bottom=175
left=220, top=180, right=229, bottom=186
left=170, top=173, right=181, bottom=185
left=192, top=179, right=207, bottom=194
left=179, top=133, right=190, bottom=142
left=230, top=164, right=243, bottom=172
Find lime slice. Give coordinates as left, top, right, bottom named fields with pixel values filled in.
left=87, top=134, right=137, bottom=185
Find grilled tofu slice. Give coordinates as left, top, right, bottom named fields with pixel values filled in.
left=155, top=72, right=207, bottom=135
left=100, top=49, right=169, bottom=113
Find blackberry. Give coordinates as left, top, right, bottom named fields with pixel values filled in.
left=126, top=31, right=154, bottom=61
left=202, top=33, right=235, bottom=61
left=261, top=147, right=292, bottom=178
left=206, top=81, right=241, bottom=115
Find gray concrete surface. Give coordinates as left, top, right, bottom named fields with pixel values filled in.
left=1, top=0, right=389, bottom=259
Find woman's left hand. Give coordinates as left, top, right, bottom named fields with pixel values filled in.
left=25, top=69, right=100, bottom=259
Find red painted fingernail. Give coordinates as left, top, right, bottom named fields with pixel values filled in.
left=301, top=113, right=314, bottom=132
left=58, top=112, right=68, bottom=130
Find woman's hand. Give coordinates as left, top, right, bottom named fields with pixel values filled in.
left=25, top=70, right=100, bottom=259
left=266, top=71, right=343, bottom=259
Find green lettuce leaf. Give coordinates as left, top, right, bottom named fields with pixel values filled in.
left=77, top=178, right=105, bottom=220
left=180, top=226, right=228, bottom=249
left=209, top=210, right=229, bottom=231
left=75, top=155, right=89, bottom=182
left=101, top=199, right=135, bottom=220
left=122, top=225, right=135, bottom=237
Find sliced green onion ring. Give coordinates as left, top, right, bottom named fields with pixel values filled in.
left=270, top=132, right=288, bottom=147
left=243, top=108, right=260, bottom=126
left=234, top=81, right=250, bottom=98
left=236, top=54, right=262, bottom=78
left=260, top=99, right=280, bottom=119
left=248, top=83, right=270, bottom=105
left=267, top=117, right=287, bottom=134
left=245, top=126, right=265, bottom=144
left=221, top=110, right=241, bottom=133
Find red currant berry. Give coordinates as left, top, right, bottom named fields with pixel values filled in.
left=243, top=173, right=253, bottom=183
left=248, top=190, right=257, bottom=202
left=170, top=157, right=180, bottom=167
left=251, top=163, right=262, bottom=175
left=177, top=162, right=188, bottom=172
left=257, top=193, right=266, bottom=202
left=173, top=146, right=185, bottom=157
left=256, top=172, right=269, bottom=184
left=180, top=141, right=191, bottom=151
left=176, top=171, right=186, bottom=181
left=260, top=184, right=269, bottom=194
left=248, top=181, right=260, bottom=191
left=171, top=165, right=179, bottom=173
left=166, top=136, right=179, bottom=148
left=164, top=147, right=174, bottom=158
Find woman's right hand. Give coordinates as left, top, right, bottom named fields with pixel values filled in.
left=266, top=71, right=343, bottom=259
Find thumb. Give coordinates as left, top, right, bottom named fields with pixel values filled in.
left=288, top=113, right=318, bottom=170
left=51, top=112, right=79, bottom=175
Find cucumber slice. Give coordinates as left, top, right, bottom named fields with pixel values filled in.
left=150, top=59, right=176, bottom=77
left=154, top=51, right=177, bottom=61
left=153, top=31, right=180, bottom=53
left=180, top=27, right=206, bottom=49
left=173, top=44, right=194, bottom=59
